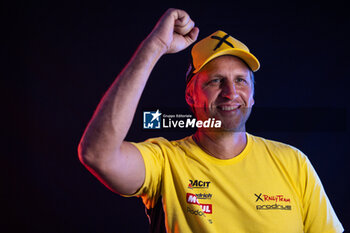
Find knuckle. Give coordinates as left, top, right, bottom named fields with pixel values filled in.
left=167, top=8, right=177, bottom=14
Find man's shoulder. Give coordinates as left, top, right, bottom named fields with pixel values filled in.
left=249, top=133, right=307, bottom=162
left=250, top=133, right=299, bottom=151
left=133, top=135, right=193, bottom=150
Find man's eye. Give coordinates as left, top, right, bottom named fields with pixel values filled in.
left=209, top=79, right=221, bottom=84
left=236, top=78, right=247, bottom=83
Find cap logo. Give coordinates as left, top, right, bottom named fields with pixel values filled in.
left=210, top=34, right=234, bottom=51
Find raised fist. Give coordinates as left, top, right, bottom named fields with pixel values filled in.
left=147, top=8, right=199, bottom=54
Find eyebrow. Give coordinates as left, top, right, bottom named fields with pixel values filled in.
left=208, top=73, right=249, bottom=79
left=209, top=74, right=225, bottom=78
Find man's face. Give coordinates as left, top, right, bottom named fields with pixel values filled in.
left=186, top=55, right=255, bottom=132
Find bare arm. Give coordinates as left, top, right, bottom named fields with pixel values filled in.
left=78, top=9, right=199, bottom=195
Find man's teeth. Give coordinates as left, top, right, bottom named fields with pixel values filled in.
left=220, top=106, right=238, bottom=111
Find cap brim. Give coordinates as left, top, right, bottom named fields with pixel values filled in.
left=193, top=48, right=260, bottom=73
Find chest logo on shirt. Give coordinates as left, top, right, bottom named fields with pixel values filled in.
left=254, top=193, right=292, bottom=210
left=188, top=179, right=211, bottom=189
left=186, top=193, right=213, bottom=214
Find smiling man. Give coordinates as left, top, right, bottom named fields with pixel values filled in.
left=187, top=54, right=256, bottom=159
left=78, top=8, right=343, bottom=233
left=187, top=55, right=255, bottom=129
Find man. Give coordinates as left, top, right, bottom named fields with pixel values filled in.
left=78, top=8, right=343, bottom=233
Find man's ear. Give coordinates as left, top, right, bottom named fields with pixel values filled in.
left=185, top=88, right=194, bottom=106
left=185, top=74, right=198, bottom=106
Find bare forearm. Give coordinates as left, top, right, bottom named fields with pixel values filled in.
left=77, top=9, right=198, bottom=194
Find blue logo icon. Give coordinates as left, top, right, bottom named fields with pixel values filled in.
left=143, top=110, right=162, bottom=129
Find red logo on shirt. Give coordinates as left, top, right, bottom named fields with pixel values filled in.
left=186, top=193, right=212, bottom=214
left=255, top=193, right=290, bottom=203
left=263, top=194, right=290, bottom=203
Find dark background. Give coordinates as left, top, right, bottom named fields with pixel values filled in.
left=4, top=1, right=349, bottom=232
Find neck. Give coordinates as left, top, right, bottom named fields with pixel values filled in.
left=193, top=129, right=247, bottom=160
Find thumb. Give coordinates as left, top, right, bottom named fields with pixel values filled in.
left=184, top=27, right=200, bottom=45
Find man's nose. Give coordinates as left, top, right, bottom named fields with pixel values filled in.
left=221, top=82, right=238, bottom=100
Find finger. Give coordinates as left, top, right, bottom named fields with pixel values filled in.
left=173, top=9, right=190, bottom=27
left=185, top=26, right=200, bottom=43
left=174, top=18, right=195, bottom=35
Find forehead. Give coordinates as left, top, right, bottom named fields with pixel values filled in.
left=198, top=55, right=250, bottom=78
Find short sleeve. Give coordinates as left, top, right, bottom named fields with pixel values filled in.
left=301, top=155, right=344, bottom=233
left=127, top=138, right=166, bottom=209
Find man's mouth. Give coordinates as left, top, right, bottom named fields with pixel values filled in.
left=217, top=105, right=241, bottom=111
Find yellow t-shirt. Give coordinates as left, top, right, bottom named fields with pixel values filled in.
left=129, top=133, right=343, bottom=233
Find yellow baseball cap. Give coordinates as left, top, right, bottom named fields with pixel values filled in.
left=186, top=30, right=260, bottom=83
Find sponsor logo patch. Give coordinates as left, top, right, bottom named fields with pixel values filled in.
left=196, top=193, right=213, bottom=199
left=256, top=204, right=292, bottom=210
left=188, top=179, right=211, bottom=189
left=187, top=207, right=206, bottom=217
left=254, top=193, right=292, bottom=211
left=186, top=193, right=212, bottom=214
